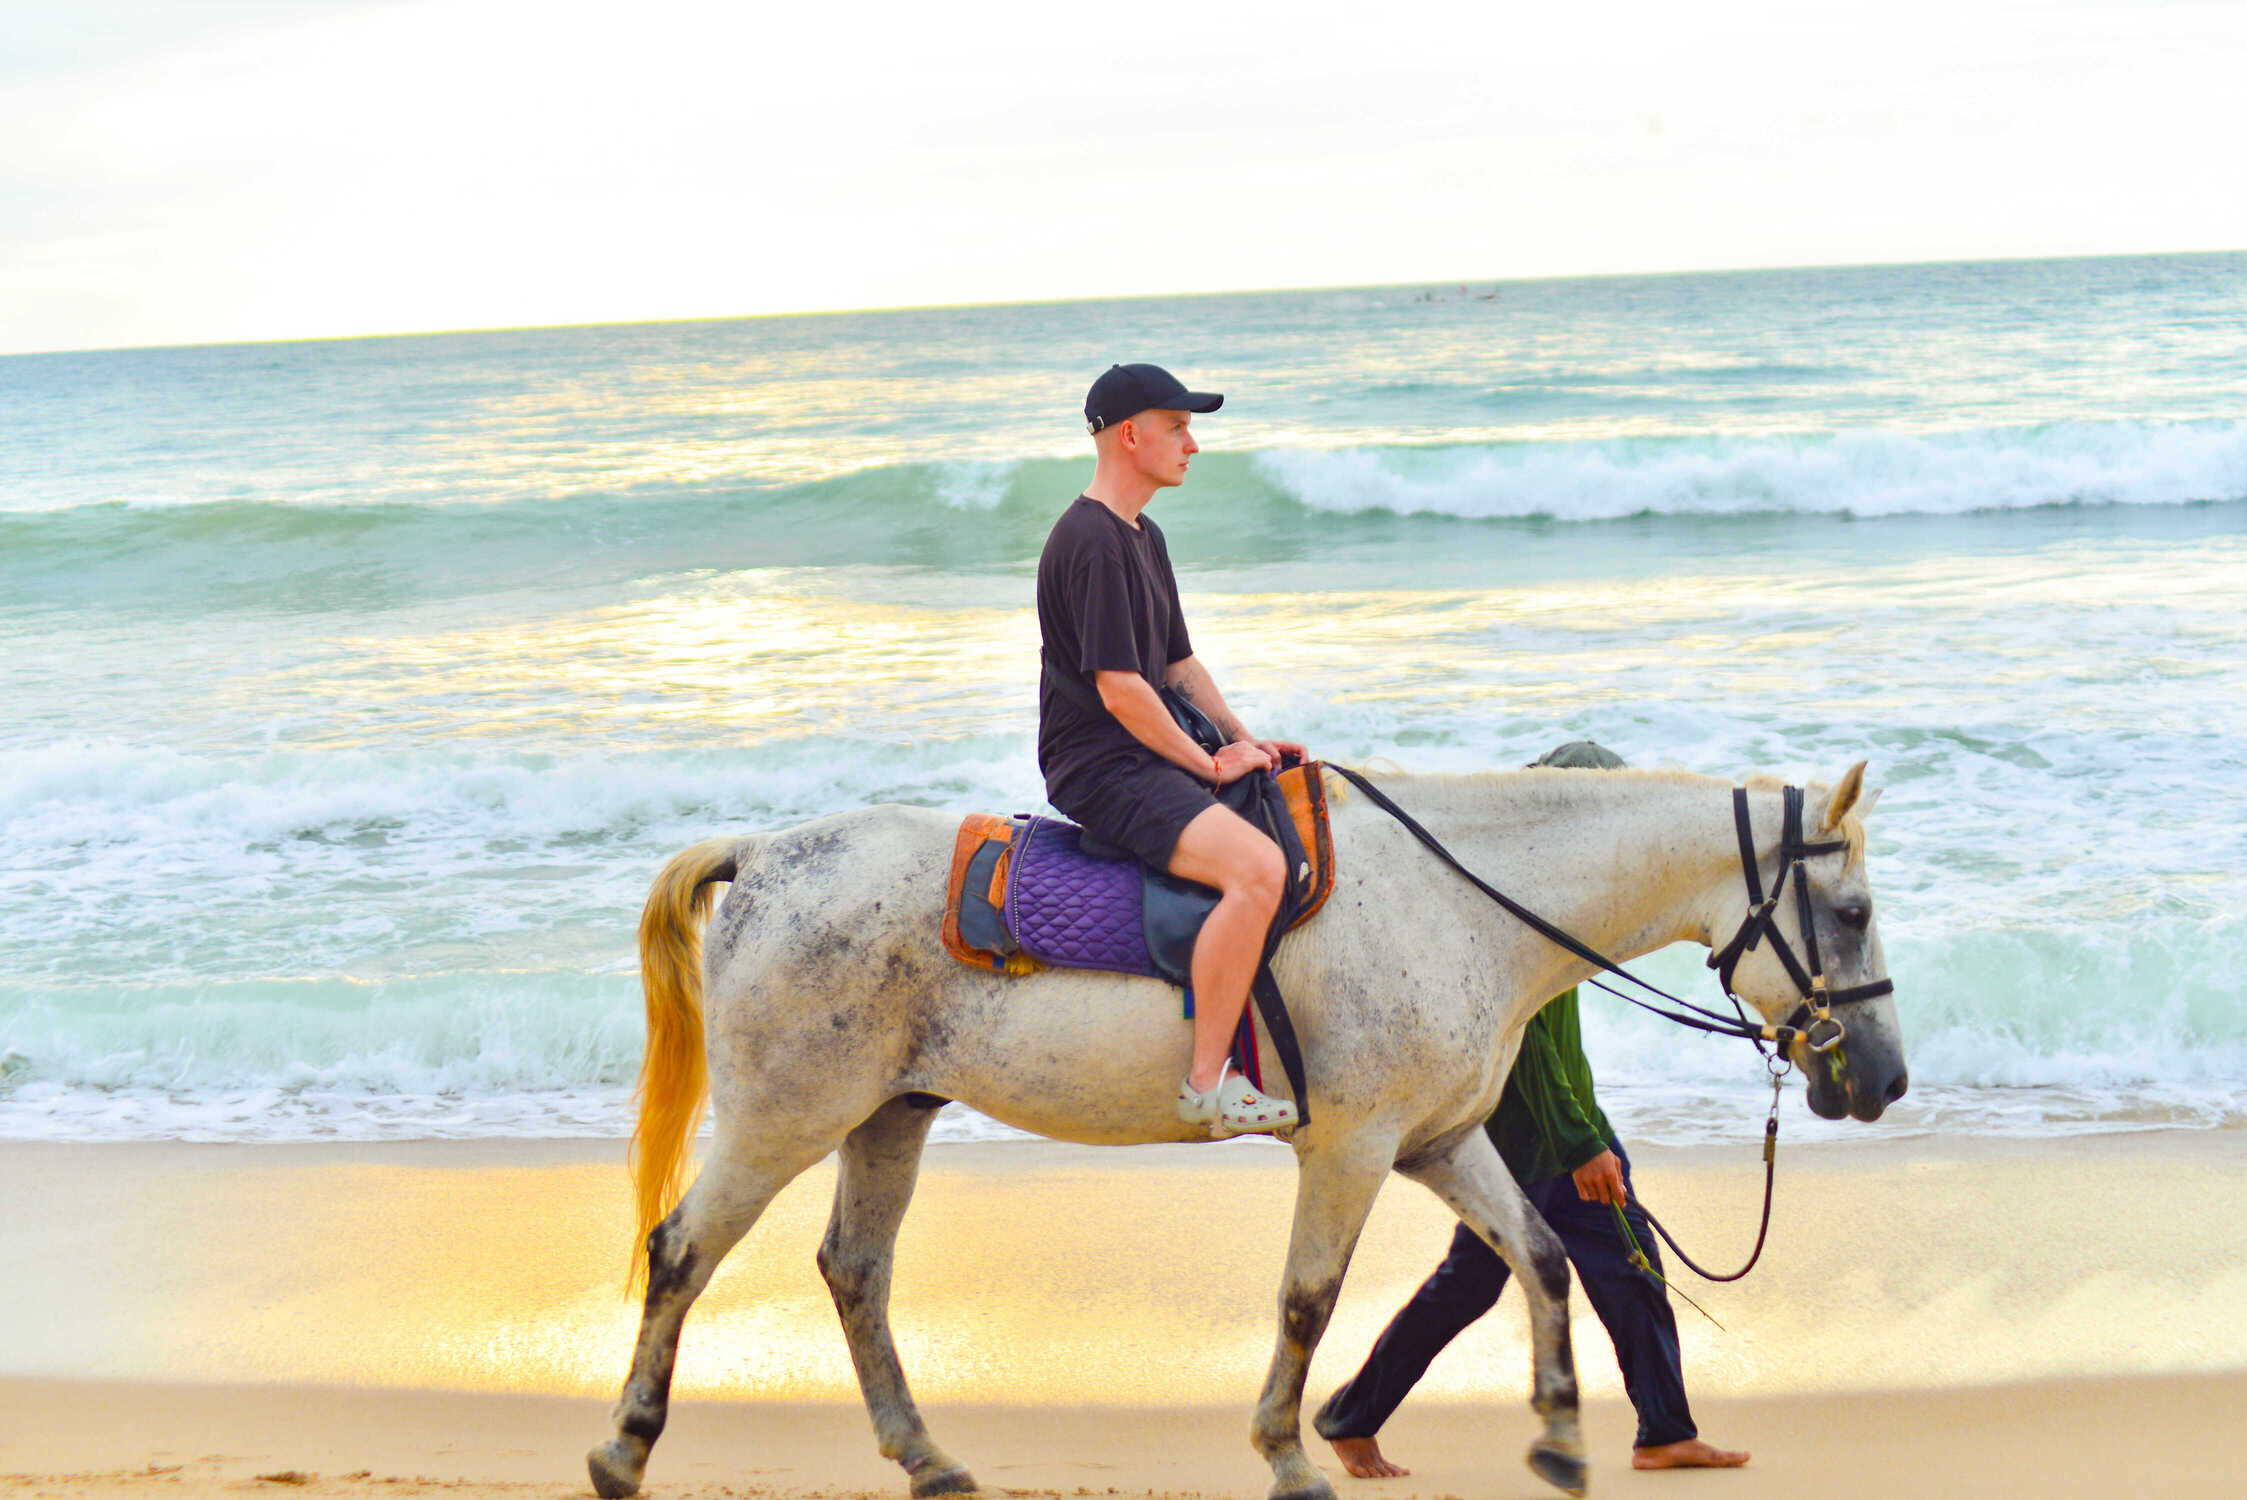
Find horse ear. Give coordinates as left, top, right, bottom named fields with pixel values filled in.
left=1856, top=786, right=1883, bottom=820
left=1820, top=760, right=1869, bottom=833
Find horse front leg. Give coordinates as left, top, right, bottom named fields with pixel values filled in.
left=819, top=1095, right=977, bottom=1497
left=1251, top=1139, right=1393, bottom=1500
left=1400, top=1132, right=1585, bottom=1497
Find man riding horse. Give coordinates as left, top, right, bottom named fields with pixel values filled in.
left=1037, top=362, right=1305, bottom=1137
left=583, top=372, right=1907, bottom=1500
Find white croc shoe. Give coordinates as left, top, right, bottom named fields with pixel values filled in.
left=1176, top=1062, right=1298, bottom=1138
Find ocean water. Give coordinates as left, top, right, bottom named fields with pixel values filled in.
left=3, top=253, right=2243, bottom=1146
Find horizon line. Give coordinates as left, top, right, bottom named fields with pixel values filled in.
left=8, top=245, right=2242, bottom=363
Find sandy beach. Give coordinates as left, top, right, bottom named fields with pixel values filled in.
left=6, top=1371, right=2246, bottom=1500
left=5, top=1128, right=2244, bottom=1498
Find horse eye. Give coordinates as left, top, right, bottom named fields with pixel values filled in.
left=1836, top=903, right=1870, bottom=929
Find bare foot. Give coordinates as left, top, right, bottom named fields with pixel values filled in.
left=1632, top=1438, right=1750, bottom=1470
left=1327, top=1436, right=1410, bottom=1479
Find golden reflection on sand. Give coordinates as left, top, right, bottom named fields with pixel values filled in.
left=18, top=1135, right=2246, bottom=1407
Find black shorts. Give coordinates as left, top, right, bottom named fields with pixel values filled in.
left=1049, top=752, right=1219, bottom=870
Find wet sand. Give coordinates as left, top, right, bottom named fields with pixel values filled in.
left=4, top=1130, right=2244, bottom=1497
left=6, top=1372, right=2246, bottom=1499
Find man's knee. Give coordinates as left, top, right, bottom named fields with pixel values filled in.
left=1213, top=827, right=1284, bottom=913
left=1419, top=1247, right=1506, bottom=1321
left=1236, top=834, right=1285, bottom=910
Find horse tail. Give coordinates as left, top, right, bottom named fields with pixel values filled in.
left=628, top=836, right=742, bottom=1280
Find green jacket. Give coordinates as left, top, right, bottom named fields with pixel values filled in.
left=1482, top=987, right=1616, bottom=1186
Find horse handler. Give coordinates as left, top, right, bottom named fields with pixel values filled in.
left=1314, top=742, right=1751, bottom=1475
left=1036, top=362, right=1305, bottom=1138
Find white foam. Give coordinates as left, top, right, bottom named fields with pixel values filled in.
left=6, top=673, right=2243, bottom=1144
left=0, top=737, right=1049, bottom=987
left=930, top=459, right=1018, bottom=511
left=1251, top=420, right=2247, bottom=521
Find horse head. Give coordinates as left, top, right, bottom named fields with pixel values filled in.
left=1716, top=761, right=1908, bottom=1122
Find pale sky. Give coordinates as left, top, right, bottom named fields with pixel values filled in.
left=3, top=0, right=2242, bottom=356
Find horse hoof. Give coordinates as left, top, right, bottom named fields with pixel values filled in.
left=1271, top=1480, right=1339, bottom=1500
left=588, top=1442, right=645, bottom=1499
left=1527, top=1440, right=1588, bottom=1497
left=908, top=1464, right=979, bottom=1497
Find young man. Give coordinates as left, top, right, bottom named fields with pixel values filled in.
left=1313, top=743, right=1750, bottom=1476
left=1036, top=362, right=1306, bottom=1137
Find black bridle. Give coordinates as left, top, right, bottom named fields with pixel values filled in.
left=1325, top=764, right=1892, bottom=1053
left=1706, top=784, right=1895, bottom=1054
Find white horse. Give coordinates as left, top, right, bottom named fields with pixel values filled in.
left=587, top=763, right=1904, bottom=1500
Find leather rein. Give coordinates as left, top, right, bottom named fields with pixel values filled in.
left=1325, top=765, right=1892, bottom=1054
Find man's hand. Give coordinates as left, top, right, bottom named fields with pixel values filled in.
left=1252, top=738, right=1309, bottom=767
left=1211, top=741, right=1275, bottom=785
left=1572, top=1149, right=1627, bottom=1206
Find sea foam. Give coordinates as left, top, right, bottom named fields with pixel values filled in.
left=1251, top=420, right=2247, bottom=523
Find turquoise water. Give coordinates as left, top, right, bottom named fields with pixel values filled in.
left=3, top=253, right=2243, bottom=1141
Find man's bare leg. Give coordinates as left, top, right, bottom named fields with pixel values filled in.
left=1633, top=1439, right=1750, bottom=1469
left=1326, top=1436, right=1409, bottom=1479
left=1167, top=802, right=1284, bottom=1092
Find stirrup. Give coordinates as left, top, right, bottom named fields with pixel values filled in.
left=1176, top=1061, right=1297, bottom=1138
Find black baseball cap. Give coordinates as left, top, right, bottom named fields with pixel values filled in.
left=1084, top=363, right=1223, bottom=434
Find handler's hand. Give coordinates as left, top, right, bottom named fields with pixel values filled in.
left=1253, top=738, right=1309, bottom=767
left=1572, top=1149, right=1627, bottom=1206
left=1211, top=741, right=1276, bottom=785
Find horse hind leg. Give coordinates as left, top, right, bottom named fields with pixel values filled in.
left=588, top=1138, right=829, bottom=1499
left=1251, top=1139, right=1394, bottom=1500
left=1401, top=1135, right=1585, bottom=1497
left=819, top=1093, right=977, bottom=1497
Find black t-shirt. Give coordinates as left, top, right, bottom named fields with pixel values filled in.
left=1036, top=496, right=1194, bottom=801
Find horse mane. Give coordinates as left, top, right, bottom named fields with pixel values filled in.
left=1327, top=763, right=1869, bottom=871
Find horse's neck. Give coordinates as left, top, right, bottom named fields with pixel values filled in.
left=1352, top=771, right=1744, bottom=999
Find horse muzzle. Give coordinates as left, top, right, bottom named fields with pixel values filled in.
left=1853, top=1061, right=1909, bottom=1121
left=1799, top=1041, right=1907, bottom=1122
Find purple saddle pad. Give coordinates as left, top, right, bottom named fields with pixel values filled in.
left=1003, top=816, right=1158, bottom=978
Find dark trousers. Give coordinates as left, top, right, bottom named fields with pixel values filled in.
left=1313, top=1146, right=1696, bottom=1449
